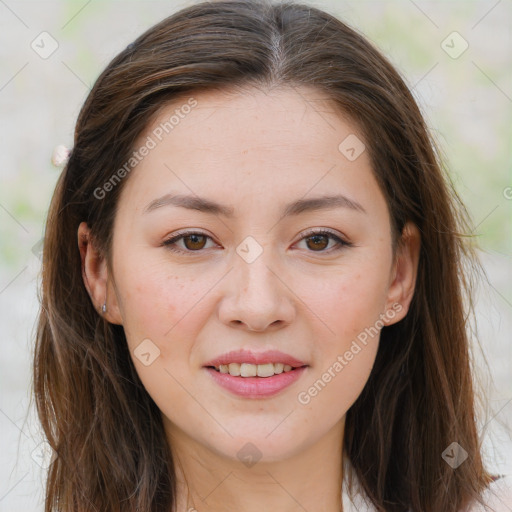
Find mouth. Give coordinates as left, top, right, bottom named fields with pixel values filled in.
left=203, top=362, right=308, bottom=398
left=206, top=362, right=306, bottom=377
left=202, top=349, right=309, bottom=398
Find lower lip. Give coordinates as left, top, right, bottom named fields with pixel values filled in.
left=204, top=366, right=308, bottom=398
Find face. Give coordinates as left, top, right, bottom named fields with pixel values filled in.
left=80, top=85, right=419, bottom=465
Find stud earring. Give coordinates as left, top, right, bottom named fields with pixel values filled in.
left=102, top=301, right=107, bottom=314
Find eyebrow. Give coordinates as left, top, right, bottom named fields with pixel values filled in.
left=143, top=193, right=366, bottom=217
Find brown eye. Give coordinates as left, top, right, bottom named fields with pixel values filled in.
left=163, top=231, right=215, bottom=253
left=296, top=229, right=351, bottom=253
left=182, top=234, right=208, bottom=250
left=305, top=234, right=330, bottom=251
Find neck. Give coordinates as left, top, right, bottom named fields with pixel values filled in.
left=167, top=419, right=346, bottom=512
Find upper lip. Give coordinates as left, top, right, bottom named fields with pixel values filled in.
left=203, top=349, right=308, bottom=368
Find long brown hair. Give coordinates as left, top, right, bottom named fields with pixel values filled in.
left=33, top=0, right=495, bottom=510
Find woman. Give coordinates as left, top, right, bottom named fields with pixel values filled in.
left=33, top=0, right=511, bottom=510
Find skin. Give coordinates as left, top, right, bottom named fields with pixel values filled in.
left=78, top=85, right=420, bottom=512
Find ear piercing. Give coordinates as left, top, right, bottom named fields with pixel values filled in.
left=102, top=301, right=107, bottom=314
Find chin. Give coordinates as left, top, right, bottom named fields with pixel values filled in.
left=204, top=425, right=311, bottom=464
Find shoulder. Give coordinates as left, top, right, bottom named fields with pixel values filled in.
left=465, top=474, right=512, bottom=512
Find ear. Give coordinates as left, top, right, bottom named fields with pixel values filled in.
left=77, top=222, right=123, bottom=325
left=382, top=221, right=421, bottom=326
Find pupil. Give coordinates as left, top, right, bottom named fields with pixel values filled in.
left=186, top=234, right=205, bottom=250
left=308, top=234, right=327, bottom=250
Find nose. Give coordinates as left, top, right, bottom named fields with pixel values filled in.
left=217, top=249, right=295, bottom=332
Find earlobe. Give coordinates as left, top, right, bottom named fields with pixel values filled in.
left=77, top=222, right=123, bottom=324
left=383, top=221, right=421, bottom=326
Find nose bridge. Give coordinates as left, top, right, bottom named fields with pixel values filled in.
left=218, top=234, right=294, bottom=331
left=235, top=236, right=282, bottom=301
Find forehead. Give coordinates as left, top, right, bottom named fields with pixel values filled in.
left=120, top=84, right=384, bottom=220
left=145, top=84, right=356, bottom=151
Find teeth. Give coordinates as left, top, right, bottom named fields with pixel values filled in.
left=241, top=363, right=257, bottom=377
left=228, top=363, right=241, bottom=376
left=274, top=363, right=284, bottom=374
left=257, top=363, right=274, bottom=377
left=214, top=362, right=297, bottom=377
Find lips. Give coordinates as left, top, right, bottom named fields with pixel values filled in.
left=202, top=349, right=309, bottom=398
left=203, top=348, right=308, bottom=368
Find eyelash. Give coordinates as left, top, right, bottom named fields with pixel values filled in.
left=162, top=229, right=352, bottom=255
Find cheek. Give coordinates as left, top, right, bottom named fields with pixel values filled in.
left=296, top=272, right=383, bottom=416
left=294, top=265, right=387, bottom=406
left=115, top=254, right=201, bottom=340
left=117, top=272, right=178, bottom=343
left=302, top=264, right=390, bottom=341
left=114, top=264, right=197, bottom=412
left=113, top=254, right=220, bottom=383
left=303, top=343, right=378, bottom=420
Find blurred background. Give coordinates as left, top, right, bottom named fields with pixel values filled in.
left=0, top=0, right=511, bottom=510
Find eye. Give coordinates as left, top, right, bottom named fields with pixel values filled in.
left=162, top=231, right=217, bottom=254
left=162, top=228, right=351, bottom=255
left=295, top=229, right=351, bottom=253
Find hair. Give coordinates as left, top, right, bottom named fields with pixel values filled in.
left=33, top=0, right=497, bottom=510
